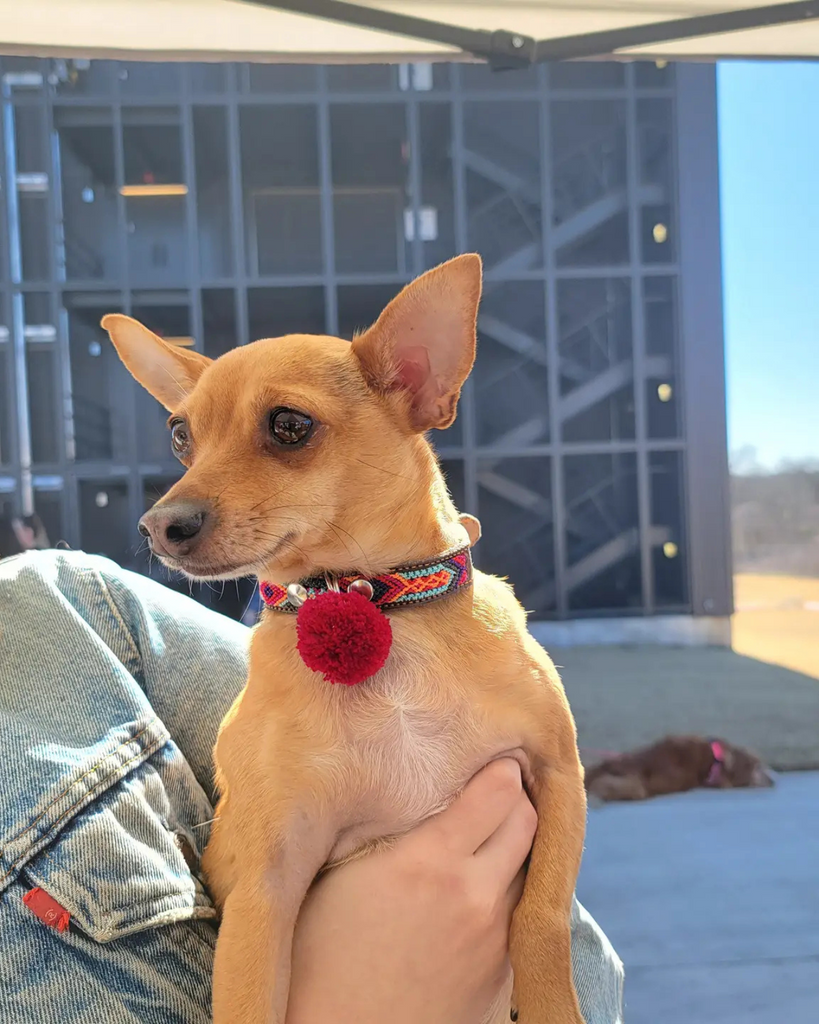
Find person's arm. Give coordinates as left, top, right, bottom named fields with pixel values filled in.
left=286, top=758, right=536, bottom=1024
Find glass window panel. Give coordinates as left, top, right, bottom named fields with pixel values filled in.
left=557, top=278, right=635, bottom=442
left=461, top=63, right=538, bottom=91
left=330, top=104, right=409, bottom=274
left=27, top=347, right=60, bottom=464
left=327, top=65, right=396, bottom=92
left=643, top=276, right=681, bottom=439
left=549, top=63, right=625, bottom=90
left=637, top=98, right=675, bottom=265
left=34, top=488, right=64, bottom=548
left=439, top=459, right=466, bottom=515
left=248, top=286, right=326, bottom=341
left=423, top=64, right=450, bottom=91
left=66, top=294, right=130, bottom=463
left=79, top=478, right=133, bottom=567
left=635, top=61, right=674, bottom=88
left=0, top=496, right=16, bottom=551
left=564, top=452, right=642, bottom=611
left=189, top=63, right=228, bottom=93
left=194, top=106, right=233, bottom=279
left=125, top=192, right=187, bottom=286
left=644, top=274, right=677, bottom=357
left=24, top=291, right=52, bottom=329
left=14, top=105, right=47, bottom=174
left=241, top=105, right=321, bottom=276
left=464, top=101, right=542, bottom=272
left=123, top=109, right=187, bottom=287
left=477, top=455, right=556, bottom=617
left=2, top=57, right=43, bottom=75
left=248, top=64, right=317, bottom=92
left=418, top=103, right=456, bottom=267
left=551, top=100, right=629, bottom=267
left=54, top=59, right=117, bottom=97
left=474, top=281, right=548, bottom=448
left=650, top=450, right=688, bottom=608
left=19, top=194, right=51, bottom=281
left=119, top=62, right=181, bottom=95
left=25, top=292, right=60, bottom=465
left=336, top=282, right=400, bottom=341
left=202, top=288, right=238, bottom=359
left=56, top=109, right=120, bottom=282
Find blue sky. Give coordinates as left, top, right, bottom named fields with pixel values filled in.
left=718, top=62, right=819, bottom=470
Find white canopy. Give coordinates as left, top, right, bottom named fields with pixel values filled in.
left=0, top=1, right=817, bottom=65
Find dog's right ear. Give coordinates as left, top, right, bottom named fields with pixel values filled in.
left=101, top=314, right=212, bottom=412
left=352, top=254, right=481, bottom=432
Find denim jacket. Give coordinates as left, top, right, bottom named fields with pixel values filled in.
left=0, top=551, right=623, bottom=1023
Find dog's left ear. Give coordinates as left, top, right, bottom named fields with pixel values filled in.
left=352, top=254, right=481, bottom=431
left=101, top=314, right=212, bottom=412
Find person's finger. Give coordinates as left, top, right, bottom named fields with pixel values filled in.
left=413, top=758, right=524, bottom=856
left=474, top=789, right=537, bottom=889
left=505, top=865, right=527, bottom=916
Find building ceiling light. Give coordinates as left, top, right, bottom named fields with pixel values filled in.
left=657, top=383, right=673, bottom=402
left=652, top=222, right=668, bottom=244
left=119, top=183, right=188, bottom=197
left=663, top=541, right=678, bottom=559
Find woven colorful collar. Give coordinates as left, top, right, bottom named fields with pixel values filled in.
left=260, top=545, right=472, bottom=613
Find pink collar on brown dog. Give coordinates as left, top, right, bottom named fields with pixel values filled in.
left=705, top=740, right=726, bottom=786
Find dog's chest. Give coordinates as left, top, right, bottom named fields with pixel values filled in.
left=326, top=665, right=511, bottom=860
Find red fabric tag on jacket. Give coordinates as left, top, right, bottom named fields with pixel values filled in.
left=22, top=887, right=70, bottom=932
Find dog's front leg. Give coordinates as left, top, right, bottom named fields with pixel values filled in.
left=510, top=758, right=587, bottom=1024
left=212, top=814, right=336, bottom=1024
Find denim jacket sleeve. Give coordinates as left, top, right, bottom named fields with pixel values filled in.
left=0, top=550, right=623, bottom=1024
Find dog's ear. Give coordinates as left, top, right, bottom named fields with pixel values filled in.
left=352, top=254, right=481, bottom=431
left=101, top=314, right=211, bottom=412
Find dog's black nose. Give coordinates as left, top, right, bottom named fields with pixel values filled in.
left=138, top=502, right=210, bottom=558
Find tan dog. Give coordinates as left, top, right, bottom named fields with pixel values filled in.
left=102, top=255, right=586, bottom=1024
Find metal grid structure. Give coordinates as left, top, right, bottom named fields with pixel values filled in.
left=0, top=55, right=732, bottom=621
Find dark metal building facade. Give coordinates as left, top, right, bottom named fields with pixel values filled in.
left=0, top=55, right=732, bottom=625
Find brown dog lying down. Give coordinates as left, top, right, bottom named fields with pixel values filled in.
left=103, top=255, right=587, bottom=1024
left=585, top=735, right=775, bottom=802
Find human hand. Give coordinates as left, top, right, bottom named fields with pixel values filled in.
left=286, top=758, right=536, bottom=1024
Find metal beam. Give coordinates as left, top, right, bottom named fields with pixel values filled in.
left=534, top=2, right=819, bottom=61
left=249, top=1, right=819, bottom=66
left=2, top=80, right=34, bottom=515
left=245, top=0, right=530, bottom=68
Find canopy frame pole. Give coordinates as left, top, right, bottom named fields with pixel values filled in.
left=247, top=0, right=819, bottom=66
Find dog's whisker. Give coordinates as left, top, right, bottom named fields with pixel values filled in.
left=353, top=458, right=412, bottom=481
left=246, top=497, right=336, bottom=515
left=323, top=519, right=373, bottom=572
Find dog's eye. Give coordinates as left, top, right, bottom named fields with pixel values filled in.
left=170, top=420, right=192, bottom=459
left=269, top=408, right=313, bottom=445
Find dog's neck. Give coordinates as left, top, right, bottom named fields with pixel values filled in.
left=259, top=448, right=465, bottom=585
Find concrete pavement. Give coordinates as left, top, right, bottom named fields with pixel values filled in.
left=577, top=772, right=819, bottom=1023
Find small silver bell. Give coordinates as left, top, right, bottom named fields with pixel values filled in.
left=286, top=582, right=308, bottom=608
left=347, top=578, right=374, bottom=601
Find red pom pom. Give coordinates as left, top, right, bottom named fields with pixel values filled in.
left=296, top=590, right=392, bottom=686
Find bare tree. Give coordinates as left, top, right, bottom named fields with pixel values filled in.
left=731, top=458, right=819, bottom=576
